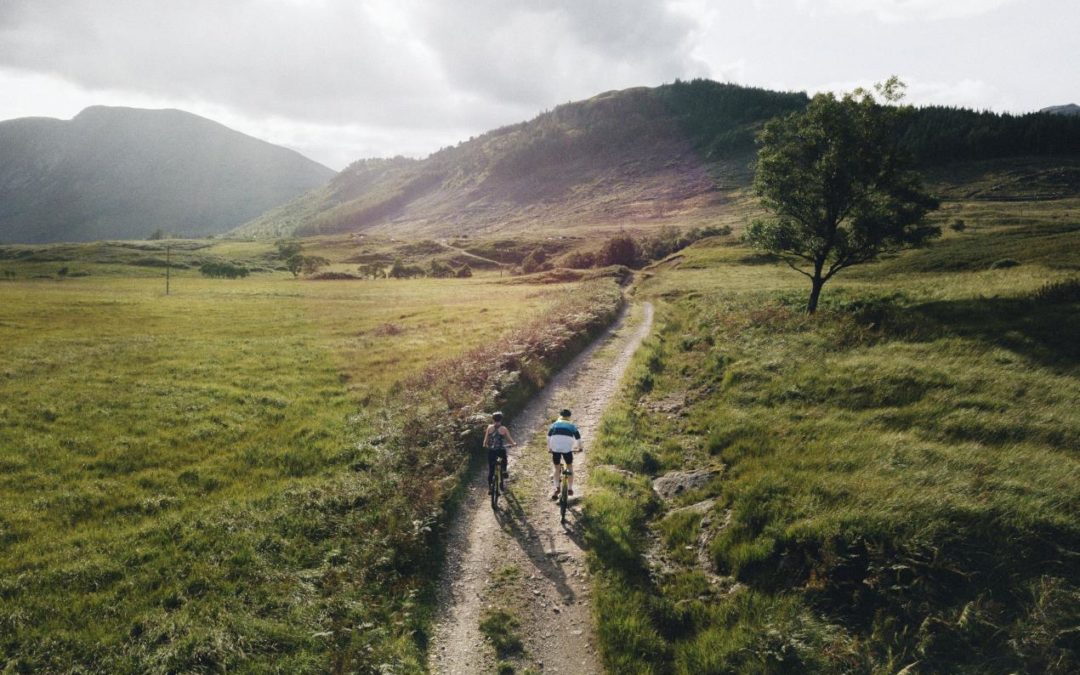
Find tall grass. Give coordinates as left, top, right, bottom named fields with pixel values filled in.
left=0, top=264, right=620, bottom=672
left=585, top=213, right=1080, bottom=673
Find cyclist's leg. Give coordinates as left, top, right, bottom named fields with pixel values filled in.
left=550, top=452, right=562, bottom=496
left=499, top=448, right=508, bottom=479
left=487, top=449, right=498, bottom=489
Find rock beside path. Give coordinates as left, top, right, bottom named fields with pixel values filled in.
left=652, top=467, right=722, bottom=500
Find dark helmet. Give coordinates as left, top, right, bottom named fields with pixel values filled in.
left=560, top=409, right=572, bottom=418
left=492, top=411, right=503, bottom=422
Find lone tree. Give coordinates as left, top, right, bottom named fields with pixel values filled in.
left=746, top=78, right=940, bottom=313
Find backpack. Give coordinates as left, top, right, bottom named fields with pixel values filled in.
left=486, top=425, right=505, bottom=451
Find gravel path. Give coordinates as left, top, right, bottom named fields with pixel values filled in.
left=428, top=301, right=654, bottom=674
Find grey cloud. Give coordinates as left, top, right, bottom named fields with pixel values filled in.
left=0, top=1, right=508, bottom=129
left=0, top=0, right=707, bottom=134
left=416, top=0, right=707, bottom=106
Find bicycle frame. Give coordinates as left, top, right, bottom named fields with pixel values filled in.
left=559, top=467, right=572, bottom=523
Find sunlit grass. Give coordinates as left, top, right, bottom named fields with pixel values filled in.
left=0, top=265, right=580, bottom=671
left=588, top=204, right=1080, bottom=673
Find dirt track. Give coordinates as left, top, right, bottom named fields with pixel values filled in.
left=428, top=301, right=654, bottom=674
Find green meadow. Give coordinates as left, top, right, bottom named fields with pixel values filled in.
left=586, top=200, right=1080, bottom=673
left=2, top=188, right=1078, bottom=673
left=0, top=245, right=612, bottom=672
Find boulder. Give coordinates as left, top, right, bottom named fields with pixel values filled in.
left=652, top=468, right=721, bottom=500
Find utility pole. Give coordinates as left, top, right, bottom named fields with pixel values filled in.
left=166, top=244, right=171, bottom=296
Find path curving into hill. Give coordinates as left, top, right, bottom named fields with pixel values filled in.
left=429, top=301, right=654, bottom=674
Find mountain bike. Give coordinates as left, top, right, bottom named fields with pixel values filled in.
left=488, top=443, right=514, bottom=510
left=558, top=466, right=572, bottom=523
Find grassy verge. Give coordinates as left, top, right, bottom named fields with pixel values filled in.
left=0, top=259, right=620, bottom=672
left=585, top=214, right=1079, bottom=673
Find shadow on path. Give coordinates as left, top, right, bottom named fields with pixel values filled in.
left=494, top=490, right=579, bottom=603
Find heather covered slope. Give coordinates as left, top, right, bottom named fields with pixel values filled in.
left=234, top=80, right=1080, bottom=240
left=0, top=106, right=334, bottom=243
left=234, top=82, right=809, bottom=239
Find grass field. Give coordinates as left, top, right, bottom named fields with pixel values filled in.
left=585, top=199, right=1080, bottom=673
left=0, top=251, right=620, bottom=672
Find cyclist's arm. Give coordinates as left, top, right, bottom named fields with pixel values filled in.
left=481, top=426, right=492, bottom=448
left=502, top=427, right=517, bottom=446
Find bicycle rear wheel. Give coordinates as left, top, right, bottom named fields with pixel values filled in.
left=559, top=475, right=568, bottom=523
left=491, top=464, right=501, bottom=510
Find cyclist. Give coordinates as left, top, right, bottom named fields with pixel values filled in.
left=483, top=412, right=516, bottom=495
left=547, top=408, right=581, bottom=500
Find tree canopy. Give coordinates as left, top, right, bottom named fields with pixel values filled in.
left=746, top=79, right=940, bottom=313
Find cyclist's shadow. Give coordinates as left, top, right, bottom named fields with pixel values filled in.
left=495, top=490, right=579, bottom=604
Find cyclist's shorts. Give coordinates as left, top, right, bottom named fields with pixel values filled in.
left=550, top=451, right=573, bottom=465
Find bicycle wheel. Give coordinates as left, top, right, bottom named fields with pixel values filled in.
left=491, top=464, right=500, bottom=510
left=559, top=474, right=568, bottom=523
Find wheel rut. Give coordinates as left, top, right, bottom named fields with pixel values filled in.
left=429, top=301, right=654, bottom=674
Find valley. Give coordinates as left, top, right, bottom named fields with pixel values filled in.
left=1, top=79, right=1078, bottom=674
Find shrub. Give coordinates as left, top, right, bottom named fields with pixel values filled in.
left=388, top=258, right=425, bottom=278
left=309, top=271, right=359, bottom=280
left=300, top=256, right=330, bottom=275
left=275, top=239, right=302, bottom=260
left=989, top=258, right=1020, bottom=269
left=1031, top=277, right=1080, bottom=304
left=429, top=260, right=455, bottom=278
left=199, top=262, right=249, bottom=279
left=563, top=250, right=597, bottom=269
left=286, top=254, right=303, bottom=277
left=359, top=263, right=386, bottom=278
left=520, top=249, right=548, bottom=274
left=638, top=225, right=731, bottom=262
left=598, top=234, right=640, bottom=267
left=455, top=264, right=473, bottom=278
left=950, top=219, right=967, bottom=232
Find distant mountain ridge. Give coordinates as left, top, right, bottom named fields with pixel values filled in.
left=235, top=81, right=1080, bottom=240
left=1041, top=103, right=1080, bottom=116
left=0, top=106, right=334, bottom=243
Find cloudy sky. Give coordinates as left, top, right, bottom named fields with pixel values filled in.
left=1, top=0, right=1076, bottom=170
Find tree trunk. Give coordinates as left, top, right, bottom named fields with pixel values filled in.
left=807, top=273, right=825, bottom=314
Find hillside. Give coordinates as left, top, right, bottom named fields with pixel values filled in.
left=1042, top=103, right=1080, bottom=116
left=587, top=203, right=1080, bottom=673
left=234, top=80, right=1080, bottom=240
left=234, top=83, right=808, bottom=239
left=0, top=106, right=334, bottom=243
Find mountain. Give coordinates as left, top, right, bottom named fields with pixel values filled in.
left=0, top=106, right=334, bottom=243
left=1041, top=103, right=1080, bottom=116
left=234, top=81, right=1080, bottom=240
left=234, top=83, right=808, bottom=239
